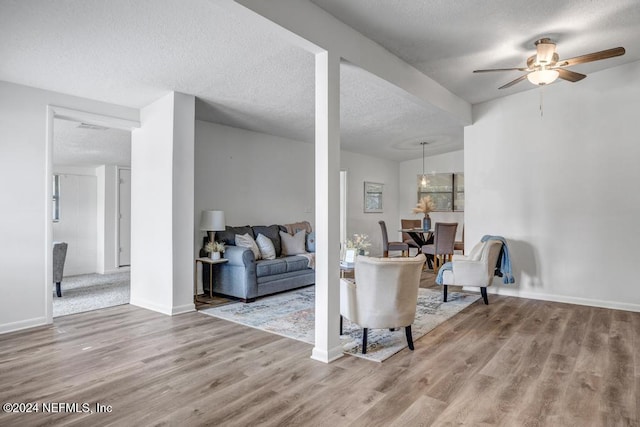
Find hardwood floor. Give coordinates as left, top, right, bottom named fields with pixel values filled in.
left=1, top=273, right=638, bottom=426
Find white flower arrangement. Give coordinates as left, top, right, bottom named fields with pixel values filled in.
left=346, top=233, right=371, bottom=252
left=204, top=241, right=225, bottom=254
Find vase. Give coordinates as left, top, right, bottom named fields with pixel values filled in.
left=358, top=249, right=365, bottom=256
left=211, top=252, right=221, bottom=260
left=423, top=216, right=431, bottom=230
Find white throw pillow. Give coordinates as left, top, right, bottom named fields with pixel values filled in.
left=235, top=233, right=261, bottom=260
left=256, top=233, right=276, bottom=260
left=279, top=230, right=307, bottom=256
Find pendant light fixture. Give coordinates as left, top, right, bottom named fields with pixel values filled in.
left=420, top=142, right=428, bottom=188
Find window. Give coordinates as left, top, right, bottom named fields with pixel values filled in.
left=52, top=174, right=60, bottom=222
left=417, top=173, right=464, bottom=211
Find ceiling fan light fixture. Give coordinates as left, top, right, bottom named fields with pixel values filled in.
left=527, top=69, right=559, bottom=85
left=535, top=39, right=556, bottom=65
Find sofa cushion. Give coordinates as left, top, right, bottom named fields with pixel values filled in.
left=218, top=226, right=253, bottom=246
left=256, top=233, right=276, bottom=260
left=235, top=233, right=261, bottom=260
left=280, top=230, right=307, bottom=256
left=285, top=256, right=310, bottom=272
left=252, top=225, right=282, bottom=256
left=256, top=259, right=287, bottom=277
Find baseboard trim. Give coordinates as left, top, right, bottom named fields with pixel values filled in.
left=130, top=297, right=173, bottom=316
left=311, top=345, right=344, bottom=364
left=130, top=298, right=195, bottom=316
left=471, top=287, right=640, bottom=313
left=0, top=316, right=49, bottom=335
left=171, top=303, right=195, bottom=315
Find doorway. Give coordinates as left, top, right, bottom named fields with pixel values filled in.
left=47, top=107, right=138, bottom=320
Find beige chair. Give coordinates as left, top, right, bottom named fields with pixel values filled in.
left=340, top=254, right=426, bottom=354
left=401, top=219, right=422, bottom=253
left=421, top=222, right=458, bottom=272
left=441, top=239, right=503, bottom=305
left=378, top=220, right=408, bottom=257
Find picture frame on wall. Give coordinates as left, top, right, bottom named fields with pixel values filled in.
left=364, top=181, right=383, bottom=213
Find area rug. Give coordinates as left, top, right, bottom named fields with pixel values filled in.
left=200, top=286, right=480, bottom=362
left=53, top=272, right=130, bottom=318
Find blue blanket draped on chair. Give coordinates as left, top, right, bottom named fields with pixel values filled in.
left=481, top=235, right=515, bottom=284
left=435, top=236, right=515, bottom=285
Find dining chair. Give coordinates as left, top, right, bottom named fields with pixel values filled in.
left=401, top=219, right=422, bottom=253
left=421, top=222, right=458, bottom=272
left=340, top=254, right=426, bottom=353
left=454, top=224, right=464, bottom=254
left=53, top=242, right=68, bottom=297
left=378, top=220, right=408, bottom=257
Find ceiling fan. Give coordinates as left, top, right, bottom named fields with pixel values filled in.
left=473, top=38, right=625, bottom=89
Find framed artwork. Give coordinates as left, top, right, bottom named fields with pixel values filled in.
left=364, top=181, right=383, bottom=213
left=344, top=249, right=356, bottom=263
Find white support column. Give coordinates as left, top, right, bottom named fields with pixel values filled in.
left=311, top=51, right=343, bottom=363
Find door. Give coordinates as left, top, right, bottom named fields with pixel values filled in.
left=118, top=168, right=131, bottom=267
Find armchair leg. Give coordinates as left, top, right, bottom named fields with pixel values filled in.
left=405, top=325, right=414, bottom=351
left=362, top=328, right=368, bottom=354
left=56, top=282, right=62, bottom=298
left=443, top=285, right=448, bottom=302
left=481, top=287, right=489, bottom=305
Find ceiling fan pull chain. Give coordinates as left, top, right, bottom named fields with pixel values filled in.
left=539, top=86, right=544, bottom=118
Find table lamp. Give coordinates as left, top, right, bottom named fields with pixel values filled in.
left=200, top=210, right=226, bottom=244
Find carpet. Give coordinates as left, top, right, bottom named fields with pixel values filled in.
left=200, top=286, right=480, bottom=362
left=53, top=272, right=130, bottom=318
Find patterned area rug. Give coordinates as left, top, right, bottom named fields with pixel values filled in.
left=53, top=272, right=130, bottom=318
left=200, top=286, right=480, bottom=362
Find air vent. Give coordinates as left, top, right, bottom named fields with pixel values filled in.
left=77, top=123, right=109, bottom=131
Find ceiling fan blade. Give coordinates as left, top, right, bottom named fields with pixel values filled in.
left=558, top=47, right=625, bottom=67
left=557, top=68, right=587, bottom=82
left=499, top=74, right=528, bottom=89
left=474, top=67, right=528, bottom=73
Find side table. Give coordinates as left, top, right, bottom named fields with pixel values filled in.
left=194, top=257, right=229, bottom=302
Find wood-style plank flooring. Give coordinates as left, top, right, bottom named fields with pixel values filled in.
left=1, top=273, right=638, bottom=426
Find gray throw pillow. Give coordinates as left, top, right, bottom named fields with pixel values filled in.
left=256, top=233, right=276, bottom=260
left=218, top=226, right=253, bottom=246
left=252, top=225, right=282, bottom=256
left=279, top=230, right=307, bottom=256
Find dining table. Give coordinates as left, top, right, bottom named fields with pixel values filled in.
left=399, top=228, right=435, bottom=269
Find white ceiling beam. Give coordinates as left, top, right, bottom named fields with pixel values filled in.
left=213, top=0, right=471, bottom=125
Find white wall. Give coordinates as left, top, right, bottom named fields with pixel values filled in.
left=465, top=60, right=640, bottom=311
left=398, top=150, right=465, bottom=241
left=195, top=121, right=400, bottom=257
left=52, top=167, right=98, bottom=275
left=0, top=81, right=138, bottom=333
left=131, top=92, right=195, bottom=316
left=341, top=151, right=400, bottom=257
left=195, top=120, right=315, bottom=230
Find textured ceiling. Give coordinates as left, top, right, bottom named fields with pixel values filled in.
left=54, top=118, right=131, bottom=167
left=311, top=0, right=640, bottom=104
left=2, top=0, right=639, bottom=164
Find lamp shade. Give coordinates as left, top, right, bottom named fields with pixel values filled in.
left=200, top=210, right=225, bottom=231
left=527, top=69, right=559, bottom=85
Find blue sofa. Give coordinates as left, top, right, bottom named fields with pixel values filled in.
left=205, top=224, right=315, bottom=302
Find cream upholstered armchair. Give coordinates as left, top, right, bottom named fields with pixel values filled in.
left=440, top=240, right=503, bottom=305
left=340, top=254, right=426, bottom=354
